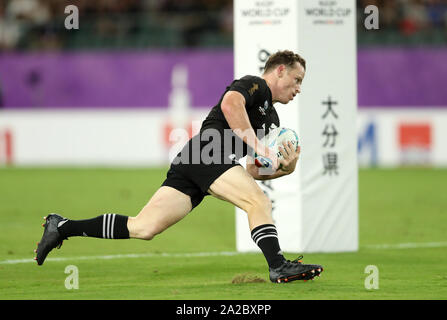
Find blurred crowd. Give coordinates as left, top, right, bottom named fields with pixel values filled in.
left=0, top=0, right=446, bottom=51
left=0, top=0, right=233, bottom=50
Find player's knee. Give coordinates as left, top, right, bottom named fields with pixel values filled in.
left=138, top=226, right=161, bottom=240
left=131, top=220, right=163, bottom=241
left=139, top=230, right=155, bottom=240
left=246, top=191, right=272, bottom=215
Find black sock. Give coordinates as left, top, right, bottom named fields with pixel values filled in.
left=58, top=214, right=130, bottom=239
left=251, top=224, right=285, bottom=269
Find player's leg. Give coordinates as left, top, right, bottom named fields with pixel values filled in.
left=208, top=166, right=282, bottom=267
left=208, top=165, right=323, bottom=282
left=127, top=186, right=192, bottom=240
left=35, top=186, right=192, bottom=265
left=54, top=186, right=191, bottom=241
left=208, top=165, right=273, bottom=230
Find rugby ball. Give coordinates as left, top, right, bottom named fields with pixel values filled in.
left=254, top=127, right=299, bottom=168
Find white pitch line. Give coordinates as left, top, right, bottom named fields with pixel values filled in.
left=0, top=251, right=248, bottom=265
left=1, top=242, right=446, bottom=265
left=363, top=241, right=447, bottom=250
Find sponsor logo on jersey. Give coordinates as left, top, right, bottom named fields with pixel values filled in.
left=248, top=83, right=259, bottom=96
left=258, top=100, right=269, bottom=115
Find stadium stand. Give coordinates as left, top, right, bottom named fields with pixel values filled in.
left=0, top=0, right=446, bottom=50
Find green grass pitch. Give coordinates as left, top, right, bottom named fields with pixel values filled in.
left=0, top=167, right=446, bottom=300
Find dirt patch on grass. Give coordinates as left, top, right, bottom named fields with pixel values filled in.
left=231, top=273, right=266, bottom=284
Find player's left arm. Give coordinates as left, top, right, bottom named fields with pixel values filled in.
left=246, top=142, right=301, bottom=180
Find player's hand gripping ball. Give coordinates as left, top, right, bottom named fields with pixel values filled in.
left=254, top=127, right=299, bottom=168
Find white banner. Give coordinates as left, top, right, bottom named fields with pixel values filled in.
left=357, top=108, right=447, bottom=167
left=0, top=110, right=204, bottom=166
left=2, top=108, right=446, bottom=168
left=234, top=0, right=358, bottom=253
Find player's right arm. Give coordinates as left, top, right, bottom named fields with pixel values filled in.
left=221, top=91, right=278, bottom=169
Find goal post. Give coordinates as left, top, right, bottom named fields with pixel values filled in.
left=234, top=0, right=358, bottom=253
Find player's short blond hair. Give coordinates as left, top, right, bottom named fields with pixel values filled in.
left=263, top=50, right=306, bottom=73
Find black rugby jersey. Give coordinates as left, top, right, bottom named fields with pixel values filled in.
left=199, top=75, right=280, bottom=160
left=174, top=76, right=280, bottom=165
left=202, top=75, right=279, bottom=135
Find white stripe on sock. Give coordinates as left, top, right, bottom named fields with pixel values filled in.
left=102, top=214, right=107, bottom=239
left=251, top=226, right=276, bottom=240
left=255, top=234, right=278, bottom=245
left=252, top=231, right=278, bottom=244
left=110, top=214, right=116, bottom=239
left=106, top=214, right=112, bottom=239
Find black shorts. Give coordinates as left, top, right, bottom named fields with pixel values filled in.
left=161, top=134, right=242, bottom=209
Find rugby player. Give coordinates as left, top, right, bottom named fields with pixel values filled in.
left=35, top=50, right=323, bottom=283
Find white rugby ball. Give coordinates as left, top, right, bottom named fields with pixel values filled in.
left=254, top=127, right=299, bottom=168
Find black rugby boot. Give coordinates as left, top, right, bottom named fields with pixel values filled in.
left=269, top=256, right=323, bottom=283
left=35, top=214, right=67, bottom=265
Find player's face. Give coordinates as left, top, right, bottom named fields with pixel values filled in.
left=276, top=62, right=305, bottom=104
